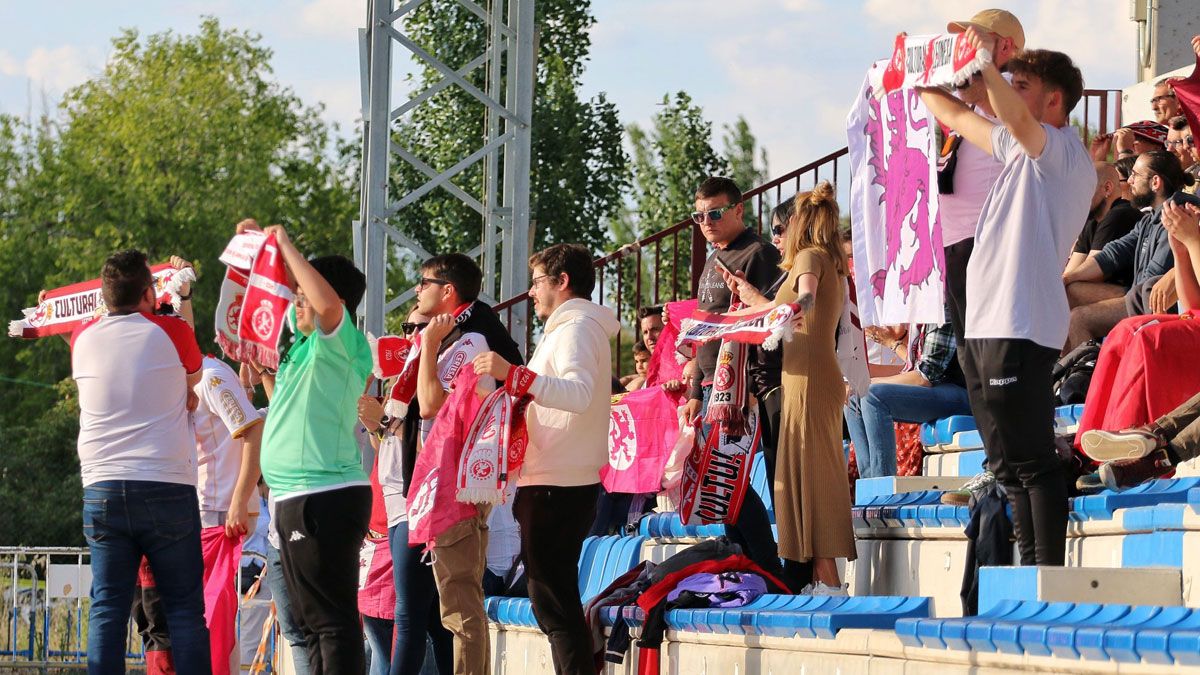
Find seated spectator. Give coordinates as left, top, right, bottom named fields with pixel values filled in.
left=1062, top=151, right=1193, bottom=351
left=1151, top=78, right=1181, bottom=125
left=638, top=305, right=664, bottom=352
left=1091, top=120, right=1168, bottom=162
left=1063, top=162, right=1142, bottom=281
left=624, top=341, right=651, bottom=392
left=1115, top=155, right=1137, bottom=204
left=1079, top=198, right=1200, bottom=490
left=1168, top=115, right=1200, bottom=191
left=846, top=319, right=970, bottom=480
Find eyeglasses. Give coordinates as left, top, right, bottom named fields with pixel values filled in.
left=1167, top=137, right=1197, bottom=149
left=1129, top=168, right=1157, bottom=181
left=417, top=277, right=449, bottom=290
left=1151, top=94, right=1177, bottom=105
left=771, top=225, right=787, bottom=237
left=691, top=204, right=738, bottom=224
left=530, top=274, right=559, bottom=288
left=401, top=321, right=428, bottom=334
left=294, top=294, right=310, bottom=309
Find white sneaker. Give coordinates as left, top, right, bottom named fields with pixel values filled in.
left=804, top=582, right=848, bottom=597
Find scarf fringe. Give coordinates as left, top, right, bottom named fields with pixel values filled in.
left=240, top=341, right=279, bottom=371
left=759, top=322, right=796, bottom=351
left=456, top=487, right=503, bottom=505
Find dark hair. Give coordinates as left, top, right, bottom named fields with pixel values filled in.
left=1142, top=150, right=1196, bottom=194
left=695, top=176, right=742, bottom=205
left=637, top=305, right=664, bottom=321
left=632, top=340, right=651, bottom=356
left=102, top=249, right=154, bottom=310
left=1007, top=49, right=1085, bottom=115
left=1114, top=155, right=1137, bottom=181
left=1171, top=115, right=1190, bottom=132
left=309, top=255, right=367, bottom=315
left=529, top=244, right=595, bottom=299
left=421, top=253, right=482, bottom=303
left=771, top=196, right=795, bottom=228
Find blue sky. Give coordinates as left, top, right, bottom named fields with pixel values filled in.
left=0, top=0, right=1136, bottom=177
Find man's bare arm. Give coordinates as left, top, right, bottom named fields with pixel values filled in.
left=919, top=88, right=996, bottom=156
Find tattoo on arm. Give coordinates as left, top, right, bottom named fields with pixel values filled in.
left=797, top=292, right=814, bottom=312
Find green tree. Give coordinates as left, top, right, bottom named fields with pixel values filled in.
left=388, top=0, right=628, bottom=288
left=0, top=19, right=357, bottom=546
left=722, top=116, right=770, bottom=231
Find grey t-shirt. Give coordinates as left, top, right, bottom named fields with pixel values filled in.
left=965, top=123, right=1095, bottom=349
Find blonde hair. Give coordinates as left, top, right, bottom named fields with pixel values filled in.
left=780, top=181, right=848, bottom=276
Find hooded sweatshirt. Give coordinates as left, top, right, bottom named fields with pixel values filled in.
left=520, top=297, right=621, bottom=487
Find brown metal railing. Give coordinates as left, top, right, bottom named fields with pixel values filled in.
left=496, top=88, right=1123, bottom=370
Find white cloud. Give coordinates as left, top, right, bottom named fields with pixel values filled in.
left=0, top=45, right=98, bottom=96
left=296, top=0, right=364, bottom=40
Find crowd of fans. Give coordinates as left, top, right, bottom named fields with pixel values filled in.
left=53, top=6, right=1200, bottom=675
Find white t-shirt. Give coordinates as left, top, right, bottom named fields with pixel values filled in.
left=965, top=124, right=1096, bottom=349
left=939, top=111, right=1004, bottom=246
left=193, top=356, right=262, bottom=517
left=418, top=332, right=493, bottom=439
left=486, top=482, right=520, bottom=577
left=72, top=312, right=203, bottom=487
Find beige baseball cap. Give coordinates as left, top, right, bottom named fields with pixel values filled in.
left=948, top=9, right=1025, bottom=51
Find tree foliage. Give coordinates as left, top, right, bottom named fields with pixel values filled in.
left=0, top=18, right=357, bottom=546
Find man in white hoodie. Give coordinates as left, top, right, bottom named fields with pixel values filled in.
left=473, top=243, right=619, bottom=675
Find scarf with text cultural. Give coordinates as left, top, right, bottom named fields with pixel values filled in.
left=678, top=407, right=762, bottom=525
left=878, top=32, right=989, bottom=95
left=10, top=264, right=194, bottom=339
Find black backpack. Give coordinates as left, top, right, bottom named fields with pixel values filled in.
left=1052, top=339, right=1101, bottom=405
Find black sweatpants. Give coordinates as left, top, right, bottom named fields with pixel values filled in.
left=514, top=483, right=600, bottom=675
left=944, top=238, right=974, bottom=346
left=276, top=485, right=372, bottom=674
left=959, top=338, right=1067, bottom=566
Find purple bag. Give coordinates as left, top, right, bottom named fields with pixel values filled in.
left=665, top=571, right=767, bottom=608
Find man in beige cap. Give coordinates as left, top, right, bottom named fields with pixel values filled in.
left=936, top=9, right=1025, bottom=505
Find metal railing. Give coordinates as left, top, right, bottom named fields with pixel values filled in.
left=494, top=89, right=1123, bottom=373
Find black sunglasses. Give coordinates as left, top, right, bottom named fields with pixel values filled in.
left=772, top=225, right=786, bottom=237
left=401, top=321, right=428, bottom=334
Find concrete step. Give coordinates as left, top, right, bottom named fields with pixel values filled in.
left=980, top=566, right=1183, bottom=615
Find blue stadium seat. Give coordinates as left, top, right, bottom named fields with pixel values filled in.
left=896, top=600, right=1200, bottom=665
left=617, top=594, right=930, bottom=639
left=1071, top=477, right=1200, bottom=521
left=486, top=534, right=646, bottom=627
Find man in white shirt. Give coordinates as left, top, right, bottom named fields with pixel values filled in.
left=921, top=35, right=1096, bottom=566
left=71, top=250, right=209, bottom=674
left=474, top=243, right=621, bottom=675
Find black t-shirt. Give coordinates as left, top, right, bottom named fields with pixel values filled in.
left=1073, top=199, right=1141, bottom=256
left=689, top=228, right=782, bottom=400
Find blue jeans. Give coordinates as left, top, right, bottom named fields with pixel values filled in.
left=266, top=545, right=310, bottom=675
left=844, top=382, right=972, bottom=479
left=389, top=521, right=453, bottom=675
left=82, top=480, right=209, bottom=674
left=363, top=614, right=393, bottom=675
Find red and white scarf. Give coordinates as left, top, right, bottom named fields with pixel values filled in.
left=456, top=365, right=537, bottom=504
left=879, top=32, right=989, bottom=95
left=678, top=407, right=761, bottom=526
left=675, top=302, right=801, bottom=360
left=236, top=232, right=292, bottom=369
left=385, top=302, right=475, bottom=418
left=215, top=267, right=249, bottom=361
left=704, top=300, right=750, bottom=435
left=9, top=264, right=193, bottom=339
left=368, top=333, right=413, bottom=380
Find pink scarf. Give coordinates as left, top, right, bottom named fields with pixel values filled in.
left=237, top=232, right=292, bottom=369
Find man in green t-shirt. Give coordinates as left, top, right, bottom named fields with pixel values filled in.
left=249, top=222, right=373, bottom=673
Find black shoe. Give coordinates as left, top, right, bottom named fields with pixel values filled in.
left=1098, top=448, right=1174, bottom=491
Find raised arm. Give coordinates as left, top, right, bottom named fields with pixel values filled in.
left=919, top=88, right=997, bottom=156
left=969, top=27, right=1047, bottom=158
left=263, top=225, right=344, bottom=335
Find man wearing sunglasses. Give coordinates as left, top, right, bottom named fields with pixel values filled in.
left=400, top=253, right=523, bottom=675
left=683, top=176, right=789, bottom=585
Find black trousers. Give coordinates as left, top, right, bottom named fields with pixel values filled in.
left=514, top=483, right=600, bottom=675
left=944, top=238, right=974, bottom=346
left=276, top=485, right=372, bottom=675
left=756, top=386, right=783, bottom=488
left=959, top=338, right=1067, bottom=566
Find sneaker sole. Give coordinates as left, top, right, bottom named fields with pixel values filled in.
left=1080, top=430, right=1157, bottom=462
left=940, top=492, right=971, bottom=506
